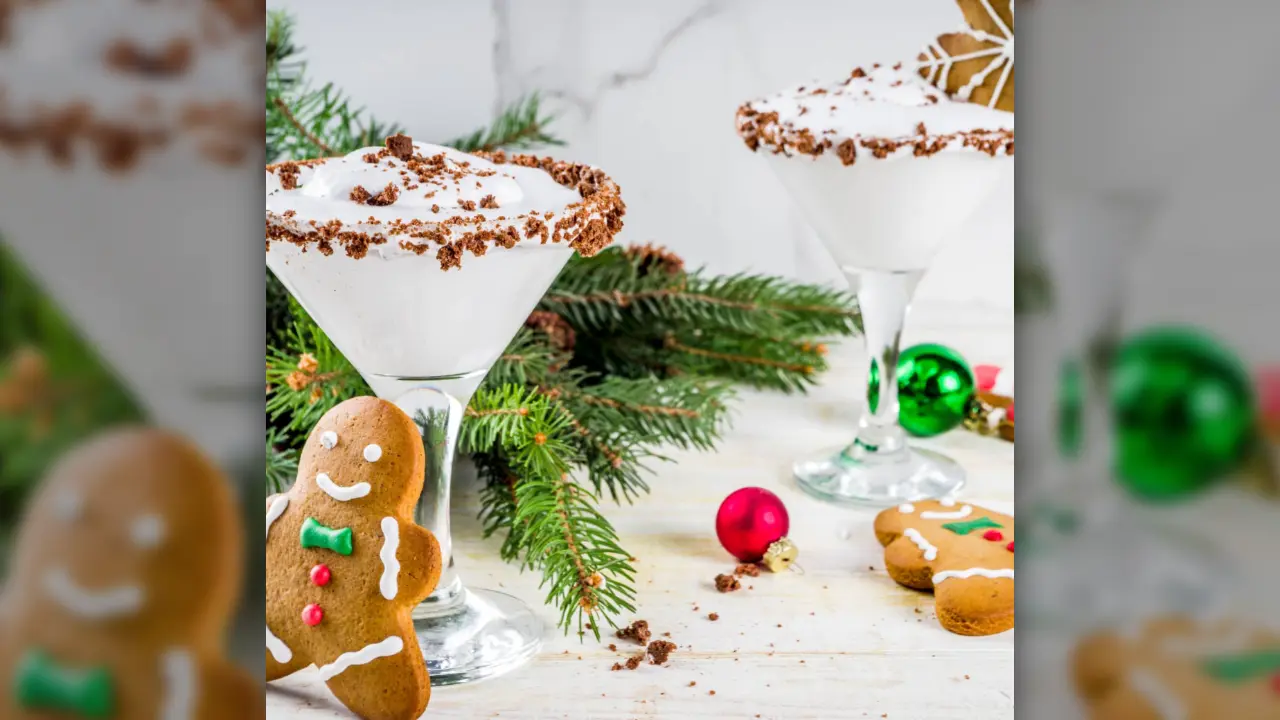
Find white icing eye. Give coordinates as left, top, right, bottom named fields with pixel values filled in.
left=363, top=444, right=382, bottom=463
left=131, top=515, right=167, bottom=549
left=320, top=431, right=338, bottom=449
left=54, top=491, right=83, bottom=522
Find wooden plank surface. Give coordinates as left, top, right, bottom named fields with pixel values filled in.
left=268, top=321, right=1017, bottom=719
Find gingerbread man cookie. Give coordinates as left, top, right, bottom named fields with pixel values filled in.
left=0, top=428, right=261, bottom=719
left=266, top=396, right=443, bottom=720
left=874, top=498, right=1014, bottom=635
left=1074, top=616, right=1280, bottom=719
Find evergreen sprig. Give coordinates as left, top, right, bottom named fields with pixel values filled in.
left=261, top=9, right=861, bottom=636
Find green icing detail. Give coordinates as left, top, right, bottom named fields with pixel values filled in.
left=14, top=649, right=114, bottom=717
left=300, top=516, right=354, bottom=556
left=1201, top=649, right=1280, bottom=683
left=941, top=517, right=1004, bottom=535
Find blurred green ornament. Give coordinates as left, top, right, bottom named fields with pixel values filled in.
left=1110, top=327, right=1255, bottom=500
left=1058, top=359, right=1083, bottom=458
left=894, top=343, right=976, bottom=437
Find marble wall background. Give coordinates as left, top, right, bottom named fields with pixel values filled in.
left=269, top=0, right=1015, bottom=322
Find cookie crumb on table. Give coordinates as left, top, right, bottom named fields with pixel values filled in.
left=734, top=563, right=761, bottom=577
left=715, top=574, right=741, bottom=592
left=626, top=654, right=644, bottom=670
left=647, top=640, right=677, bottom=665
left=617, top=620, right=651, bottom=645
left=708, top=613, right=719, bottom=621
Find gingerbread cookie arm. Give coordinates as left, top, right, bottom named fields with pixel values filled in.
left=266, top=647, right=309, bottom=683
left=881, top=535, right=937, bottom=591
left=322, top=633, right=430, bottom=720
left=388, top=523, right=443, bottom=605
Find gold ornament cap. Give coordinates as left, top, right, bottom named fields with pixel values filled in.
left=761, top=537, right=798, bottom=573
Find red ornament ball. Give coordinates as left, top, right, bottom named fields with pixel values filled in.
left=716, top=487, right=790, bottom=562
left=301, top=603, right=324, bottom=627
left=310, top=564, right=332, bottom=587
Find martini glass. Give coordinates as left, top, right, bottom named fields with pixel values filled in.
left=1018, top=0, right=1278, bottom=631
left=268, top=236, right=575, bottom=685
left=768, top=151, right=1012, bottom=506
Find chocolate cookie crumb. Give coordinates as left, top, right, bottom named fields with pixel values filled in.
left=708, top=613, right=719, bottom=621
left=715, top=574, right=741, bottom=593
left=368, top=183, right=400, bottom=206
left=610, top=662, right=622, bottom=671
left=617, top=620, right=651, bottom=646
left=458, top=199, right=477, bottom=211
left=734, top=563, right=761, bottom=577
left=625, top=653, right=645, bottom=670
left=607, top=643, right=617, bottom=652
left=349, top=185, right=371, bottom=204
left=647, top=640, right=676, bottom=665
left=479, top=194, right=499, bottom=209
left=689, top=681, right=696, bottom=687
left=385, top=133, right=414, bottom=161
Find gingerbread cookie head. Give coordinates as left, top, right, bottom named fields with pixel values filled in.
left=918, top=0, right=1015, bottom=112
left=0, top=427, right=260, bottom=719
left=1074, top=616, right=1280, bottom=718
left=875, top=499, right=1014, bottom=635
left=5, top=427, right=243, bottom=645
left=266, top=396, right=443, bottom=720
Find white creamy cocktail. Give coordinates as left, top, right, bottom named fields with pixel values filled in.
left=737, top=63, right=1013, bottom=506
left=266, top=136, right=625, bottom=684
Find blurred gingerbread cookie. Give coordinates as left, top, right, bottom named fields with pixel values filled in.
left=1074, top=616, right=1280, bottom=719
left=874, top=498, right=1015, bottom=635
left=0, top=428, right=260, bottom=718
left=266, top=396, right=443, bottom=720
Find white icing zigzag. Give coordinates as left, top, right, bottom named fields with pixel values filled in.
left=903, top=529, right=939, bottom=561
left=379, top=517, right=400, bottom=600
left=932, top=567, right=1014, bottom=584
left=918, top=0, right=1014, bottom=108
left=317, top=636, right=405, bottom=681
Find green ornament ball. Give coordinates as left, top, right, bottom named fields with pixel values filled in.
left=1110, top=326, right=1255, bottom=500
left=895, top=343, right=976, bottom=437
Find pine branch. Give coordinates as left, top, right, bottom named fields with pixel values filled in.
left=266, top=429, right=299, bottom=494
left=461, top=386, right=635, bottom=637
left=448, top=94, right=564, bottom=153
left=265, top=303, right=369, bottom=444
left=541, top=247, right=860, bottom=340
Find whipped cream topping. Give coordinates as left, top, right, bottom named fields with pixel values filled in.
left=737, top=64, right=1014, bottom=164
left=269, top=143, right=576, bottom=227
left=266, top=139, right=625, bottom=270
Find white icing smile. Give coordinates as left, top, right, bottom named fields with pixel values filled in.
left=316, top=472, right=371, bottom=502
left=43, top=566, right=144, bottom=619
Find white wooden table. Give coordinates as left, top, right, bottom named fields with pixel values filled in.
left=267, top=308, right=1016, bottom=719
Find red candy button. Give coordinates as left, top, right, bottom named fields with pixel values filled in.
left=1271, top=673, right=1280, bottom=695
left=1006, top=541, right=1015, bottom=553
left=983, top=530, right=1004, bottom=542
left=310, top=564, right=331, bottom=587
left=302, top=604, right=324, bottom=627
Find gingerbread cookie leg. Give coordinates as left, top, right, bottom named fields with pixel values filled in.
left=321, top=628, right=430, bottom=720
left=933, top=572, right=1015, bottom=636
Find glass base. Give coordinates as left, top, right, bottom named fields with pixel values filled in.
left=1021, top=512, right=1235, bottom=634
left=413, top=586, right=544, bottom=686
left=793, top=444, right=965, bottom=507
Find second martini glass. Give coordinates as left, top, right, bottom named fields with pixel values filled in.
left=737, top=64, right=1014, bottom=506
left=267, top=140, right=625, bottom=684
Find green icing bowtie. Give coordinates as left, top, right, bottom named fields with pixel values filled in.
left=300, top=516, right=354, bottom=556
left=13, top=649, right=114, bottom=718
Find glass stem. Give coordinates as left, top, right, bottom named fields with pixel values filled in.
left=846, top=268, right=924, bottom=460
left=392, top=383, right=473, bottom=615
